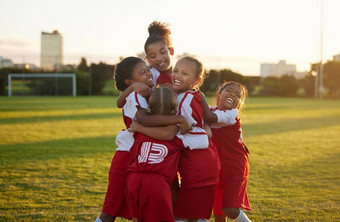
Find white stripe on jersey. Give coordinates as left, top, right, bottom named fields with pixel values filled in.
left=124, top=91, right=148, bottom=119
left=138, top=141, right=152, bottom=163
left=148, top=143, right=168, bottom=164
left=138, top=142, right=168, bottom=164
left=176, top=92, right=197, bottom=126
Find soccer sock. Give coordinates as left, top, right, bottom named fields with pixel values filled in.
left=95, top=217, right=102, bottom=222
left=234, top=210, right=251, bottom=222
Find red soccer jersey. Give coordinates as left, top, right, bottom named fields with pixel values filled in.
left=176, top=91, right=219, bottom=188
left=157, top=71, right=172, bottom=85
left=122, top=91, right=148, bottom=129
left=129, top=133, right=184, bottom=184
left=210, top=111, right=249, bottom=181
left=150, top=67, right=172, bottom=86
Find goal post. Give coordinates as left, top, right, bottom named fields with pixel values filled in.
left=8, top=73, right=77, bottom=97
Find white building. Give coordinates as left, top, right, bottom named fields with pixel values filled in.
left=333, top=53, right=340, bottom=61
left=40, top=30, right=63, bottom=71
left=261, top=60, right=297, bottom=78
left=0, top=56, right=14, bottom=68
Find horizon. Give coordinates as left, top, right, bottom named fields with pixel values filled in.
left=1, top=0, right=340, bottom=76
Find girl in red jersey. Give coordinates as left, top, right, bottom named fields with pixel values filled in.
left=171, top=56, right=240, bottom=222
left=172, top=57, right=239, bottom=222
left=96, top=57, right=188, bottom=222
left=125, top=86, right=184, bottom=222
left=210, top=82, right=252, bottom=222
left=116, top=21, right=174, bottom=108
left=96, top=56, right=154, bottom=222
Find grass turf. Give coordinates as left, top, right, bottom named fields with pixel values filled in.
left=0, top=96, right=339, bottom=221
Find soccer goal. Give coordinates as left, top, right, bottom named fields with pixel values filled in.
left=8, top=73, right=77, bottom=97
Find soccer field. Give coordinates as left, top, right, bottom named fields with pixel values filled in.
left=0, top=96, right=339, bottom=221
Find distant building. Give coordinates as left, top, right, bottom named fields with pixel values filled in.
left=40, top=30, right=63, bottom=71
left=261, top=60, right=297, bottom=78
left=0, top=56, right=14, bottom=68
left=333, top=53, right=340, bottom=61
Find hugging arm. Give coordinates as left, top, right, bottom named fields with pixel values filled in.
left=136, top=109, right=191, bottom=134
left=129, top=122, right=180, bottom=141
left=116, top=82, right=152, bottom=108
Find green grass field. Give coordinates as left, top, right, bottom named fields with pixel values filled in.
left=0, top=96, right=339, bottom=221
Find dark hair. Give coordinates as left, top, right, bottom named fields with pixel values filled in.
left=144, top=21, right=172, bottom=52
left=177, top=56, right=207, bottom=90
left=217, top=81, right=248, bottom=111
left=147, top=86, right=177, bottom=115
left=114, top=57, right=144, bottom=91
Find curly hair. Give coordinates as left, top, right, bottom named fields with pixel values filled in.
left=114, top=57, right=144, bottom=91
left=144, top=21, right=172, bottom=52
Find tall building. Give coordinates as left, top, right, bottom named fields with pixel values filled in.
left=260, top=60, right=296, bottom=78
left=40, top=30, right=63, bottom=70
left=333, top=53, right=340, bottom=61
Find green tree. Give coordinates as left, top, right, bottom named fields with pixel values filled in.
left=259, top=76, right=280, bottom=96
left=299, top=73, right=315, bottom=97
left=278, top=75, right=299, bottom=97
left=78, top=57, right=88, bottom=73
left=323, top=61, right=340, bottom=99
left=89, top=62, right=115, bottom=95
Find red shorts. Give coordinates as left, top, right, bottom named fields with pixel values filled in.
left=102, top=173, right=132, bottom=219
left=102, top=151, right=133, bottom=219
left=174, top=185, right=216, bottom=219
left=213, top=180, right=251, bottom=216
left=126, top=172, right=174, bottom=222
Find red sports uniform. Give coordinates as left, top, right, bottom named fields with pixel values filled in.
left=101, top=92, right=148, bottom=219
left=174, top=90, right=219, bottom=219
left=126, top=133, right=184, bottom=222
left=150, top=68, right=172, bottom=91
left=210, top=107, right=251, bottom=215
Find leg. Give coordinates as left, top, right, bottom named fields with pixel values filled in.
left=222, top=208, right=240, bottom=220
left=98, top=212, right=116, bottom=222
left=170, top=177, right=180, bottom=210
left=214, top=214, right=227, bottom=222
left=222, top=208, right=251, bottom=222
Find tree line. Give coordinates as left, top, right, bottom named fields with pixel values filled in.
left=0, top=57, right=339, bottom=99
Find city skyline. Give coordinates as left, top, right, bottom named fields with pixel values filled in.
left=1, top=0, right=340, bottom=76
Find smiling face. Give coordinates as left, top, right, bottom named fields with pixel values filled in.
left=146, top=41, right=173, bottom=73
left=171, top=58, right=200, bottom=94
left=217, top=83, right=242, bottom=110
left=128, top=61, right=154, bottom=88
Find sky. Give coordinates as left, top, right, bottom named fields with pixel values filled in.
left=1, top=0, right=340, bottom=76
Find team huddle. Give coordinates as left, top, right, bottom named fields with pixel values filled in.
left=95, top=21, right=251, bottom=222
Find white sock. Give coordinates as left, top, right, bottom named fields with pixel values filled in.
left=197, top=219, right=209, bottom=222
left=95, top=217, right=102, bottom=222
left=234, top=210, right=251, bottom=222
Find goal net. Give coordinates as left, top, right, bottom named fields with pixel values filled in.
left=8, top=73, right=76, bottom=97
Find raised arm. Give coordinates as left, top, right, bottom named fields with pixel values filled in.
left=116, top=82, right=151, bottom=108
left=128, top=121, right=179, bottom=140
